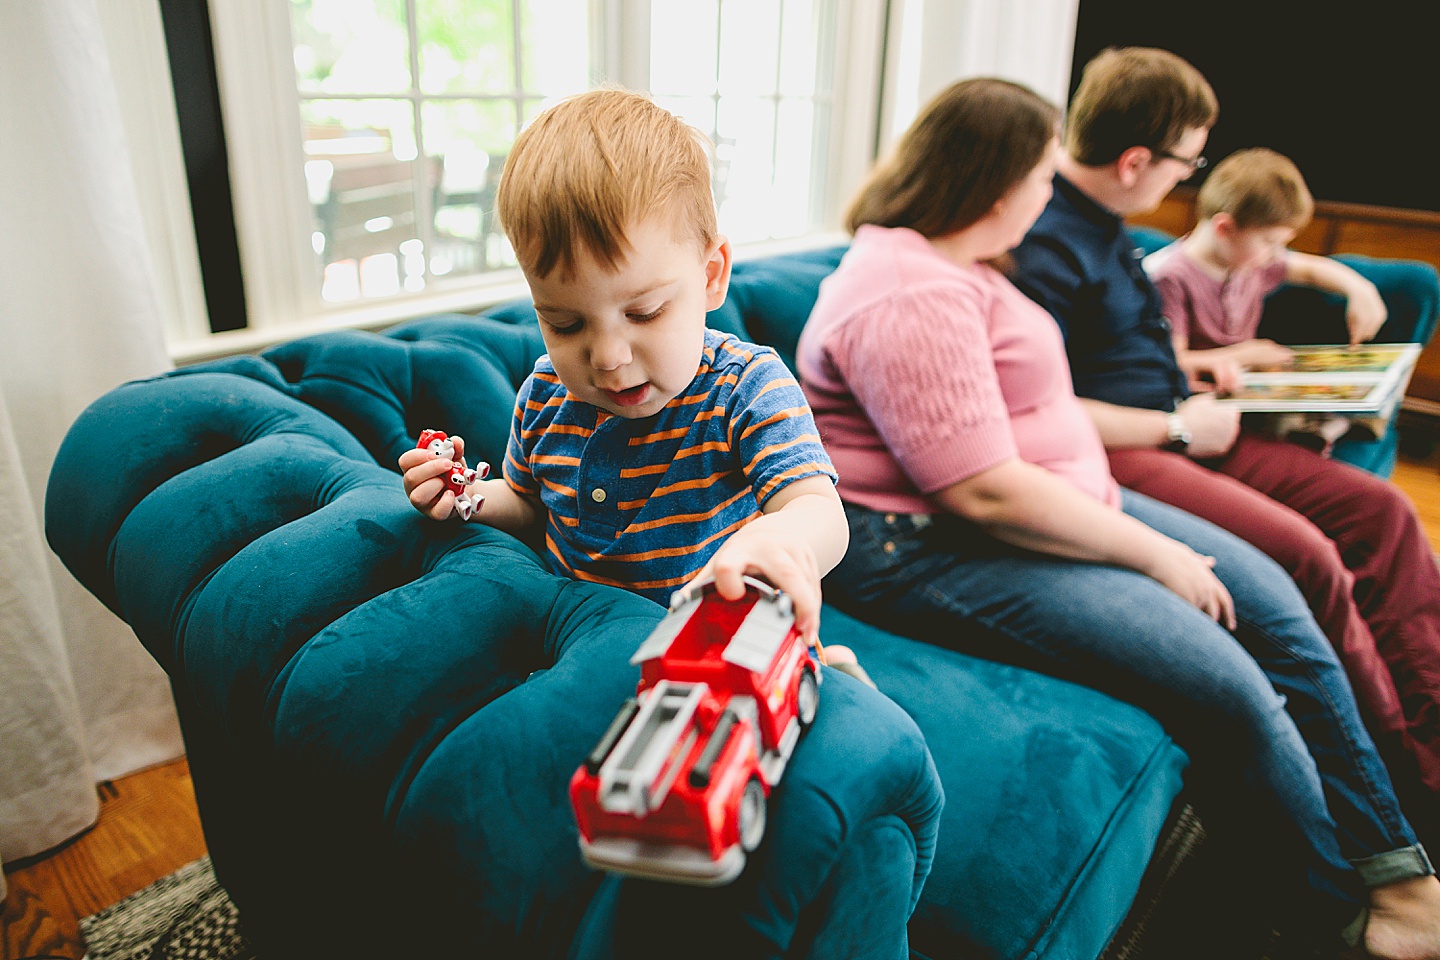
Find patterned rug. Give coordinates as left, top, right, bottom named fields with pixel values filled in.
left=80, top=856, right=255, bottom=960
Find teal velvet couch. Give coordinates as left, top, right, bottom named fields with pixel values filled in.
left=47, top=246, right=1196, bottom=959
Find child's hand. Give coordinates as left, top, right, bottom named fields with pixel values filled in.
left=399, top=434, right=469, bottom=521
left=690, top=520, right=823, bottom=647
left=1346, top=281, right=1387, bottom=345
left=1236, top=339, right=1294, bottom=370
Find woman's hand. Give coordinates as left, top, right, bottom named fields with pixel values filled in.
left=1141, top=538, right=1236, bottom=630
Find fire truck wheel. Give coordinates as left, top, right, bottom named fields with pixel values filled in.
left=738, top=777, right=767, bottom=853
left=796, top=667, right=819, bottom=729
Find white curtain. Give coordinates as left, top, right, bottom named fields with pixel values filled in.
left=881, top=0, right=1080, bottom=149
left=0, top=0, right=187, bottom=897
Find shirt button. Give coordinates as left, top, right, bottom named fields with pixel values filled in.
left=883, top=541, right=896, bottom=553
left=591, top=488, right=607, bottom=503
left=884, top=513, right=896, bottom=525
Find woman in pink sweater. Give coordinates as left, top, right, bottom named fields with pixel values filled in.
left=796, top=78, right=1440, bottom=956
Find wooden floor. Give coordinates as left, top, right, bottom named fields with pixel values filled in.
left=1, top=758, right=205, bottom=960
left=7, top=442, right=1440, bottom=960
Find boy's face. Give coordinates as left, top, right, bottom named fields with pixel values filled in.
left=527, top=215, right=732, bottom=419
left=1219, top=222, right=1297, bottom=272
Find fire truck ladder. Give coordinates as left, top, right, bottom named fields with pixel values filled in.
left=597, top=680, right=706, bottom=817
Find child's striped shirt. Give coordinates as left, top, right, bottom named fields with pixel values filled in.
left=503, top=328, right=837, bottom=605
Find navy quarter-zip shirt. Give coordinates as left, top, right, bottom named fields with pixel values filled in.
left=1011, top=174, right=1191, bottom=413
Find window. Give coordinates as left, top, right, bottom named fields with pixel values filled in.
left=205, top=0, right=885, bottom=344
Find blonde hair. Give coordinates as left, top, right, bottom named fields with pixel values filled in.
left=846, top=78, right=1060, bottom=238
left=495, top=88, right=718, bottom=279
left=1066, top=47, right=1218, bottom=166
left=1196, top=148, right=1314, bottom=230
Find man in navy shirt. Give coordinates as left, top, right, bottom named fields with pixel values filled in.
left=1012, top=45, right=1440, bottom=872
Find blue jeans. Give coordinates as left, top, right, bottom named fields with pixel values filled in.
left=829, top=490, right=1429, bottom=913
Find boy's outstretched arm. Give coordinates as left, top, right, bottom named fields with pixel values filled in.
left=1285, top=252, right=1387, bottom=345
left=694, top=476, right=848, bottom=646
left=399, top=436, right=539, bottom=533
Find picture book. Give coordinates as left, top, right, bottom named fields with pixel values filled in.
left=1219, top=343, right=1420, bottom=415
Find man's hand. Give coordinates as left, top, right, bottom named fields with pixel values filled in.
left=399, top=434, right=470, bottom=520
left=1172, top=393, right=1240, bottom=459
left=689, top=518, right=824, bottom=647
left=1141, top=537, right=1236, bottom=630
left=1177, top=351, right=1243, bottom=394
left=1345, top=280, right=1387, bottom=345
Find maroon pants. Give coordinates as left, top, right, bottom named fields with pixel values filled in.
left=1110, top=433, right=1440, bottom=793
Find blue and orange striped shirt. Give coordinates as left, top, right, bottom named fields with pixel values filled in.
left=503, top=328, right=838, bottom=604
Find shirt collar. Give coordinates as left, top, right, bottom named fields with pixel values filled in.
left=1053, top=173, right=1123, bottom=236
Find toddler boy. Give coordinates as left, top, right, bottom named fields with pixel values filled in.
left=399, top=89, right=862, bottom=674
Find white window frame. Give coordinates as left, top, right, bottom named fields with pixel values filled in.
left=190, top=0, right=885, bottom=363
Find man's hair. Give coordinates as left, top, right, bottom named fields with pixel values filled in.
left=846, top=77, right=1060, bottom=238
left=1065, top=47, right=1218, bottom=166
left=1196, top=147, right=1314, bottom=230
left=495, top=88, right=717, bottom=279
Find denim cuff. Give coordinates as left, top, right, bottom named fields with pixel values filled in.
left=1352, top=844, right=1435, bottom=887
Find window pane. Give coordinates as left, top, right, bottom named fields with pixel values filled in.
left=773, top=97, right=819, bottom=238
left=520, top=0, right=590, bottom=94
left=778, top=0, right=822, bottom=97
left=302, top=100, right=420, bottom=301
left=291, top=0, right=411, bottom=94
left=718, top=0, right=780, bottom=97
left=715, top=96, right=776, bottom=243
left=423, top=99, right=520, bottom=277
left=651, top=0, right=718, bottom=96
left=417, top=0, right=515, bottom=94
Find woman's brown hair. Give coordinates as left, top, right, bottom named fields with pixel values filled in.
left=845, top=77, right=1059, bottom=238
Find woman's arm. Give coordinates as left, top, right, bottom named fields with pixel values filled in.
left=934, top=457, right=1234, bottom=627
left=1285, top=252, right=1387, bottom=345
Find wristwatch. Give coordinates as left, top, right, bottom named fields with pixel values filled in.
left=1164, top=412, right=1192, bottom=451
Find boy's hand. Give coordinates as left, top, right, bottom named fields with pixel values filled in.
left=399, top=434, right=469, bottom=521
left=1235, top=339, right=1294, bottom=370
left=1346, top=281, right=1387, bottom=345
left=690, top=520, right=824, bottom=647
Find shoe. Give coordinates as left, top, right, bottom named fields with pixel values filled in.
left=1339, top=907, right=1368, bottom=959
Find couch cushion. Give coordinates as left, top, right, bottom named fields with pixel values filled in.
left=820, top=607, right=1186, bottom=960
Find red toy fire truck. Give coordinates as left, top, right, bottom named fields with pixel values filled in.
left=569, top=576, right=821, bottom=885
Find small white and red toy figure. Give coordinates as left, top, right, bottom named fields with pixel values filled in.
left=415, top=429, right=490, bottom=521
left=570, top=576, right=821, bottom=886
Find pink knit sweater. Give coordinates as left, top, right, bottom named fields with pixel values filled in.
left=796, top=225, right=1121, bottom=514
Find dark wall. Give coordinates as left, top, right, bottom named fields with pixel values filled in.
left=1071, top=4, right=1439, bottom=213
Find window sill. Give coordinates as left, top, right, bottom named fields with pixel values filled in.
left=167, top=230, right=850, bottom=367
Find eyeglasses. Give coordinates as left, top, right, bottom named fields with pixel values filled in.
left=1153, top=149, right=1208, bottom=173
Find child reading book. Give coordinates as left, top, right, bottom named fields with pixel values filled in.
left=1144, top=147, right=1387, bottom=451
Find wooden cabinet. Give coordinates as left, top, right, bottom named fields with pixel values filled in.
left=1129, top=190, right=1440, bottom=412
